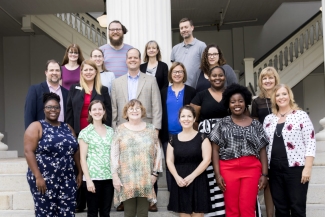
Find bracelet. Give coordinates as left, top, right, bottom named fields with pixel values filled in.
left=151, top=174, right=158, bottom=177
left=261, top=173, right=268, bottom=177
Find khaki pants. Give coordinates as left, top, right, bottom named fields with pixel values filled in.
left=123, top=197, right=149, bottom=217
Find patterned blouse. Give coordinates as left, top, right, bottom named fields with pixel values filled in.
left=111, top=123, right=162, bottom=206
left=209, top=116, right=269, bottom=160
left=263, top=110, right=316, bottom=167
left=78, top=124, right=114, bottom=180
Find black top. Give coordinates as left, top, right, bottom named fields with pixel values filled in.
left=195, top=71, right=210, bottom=93
left=209, top=116, right=269, bottom=160
left=271, top=123, right=288, bottom=159
left=191, top=89, right=228, bottom=123
left=251, top=97, right=272, bottom=124
left=140, top=61, right=169, bottom=91
left=167, top=133, right=211, bottom=214
left=159, top=85, right=196, bottom=143
left=66, top=83, right=112, bottom=134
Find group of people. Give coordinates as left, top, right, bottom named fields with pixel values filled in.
left=23, top=17, right=315, bottom=217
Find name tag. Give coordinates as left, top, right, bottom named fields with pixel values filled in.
left=75, top=86, right=82, bottom=90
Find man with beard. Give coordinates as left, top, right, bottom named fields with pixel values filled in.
left=100, top=20, right=133, bottom=78
left=171, top=18, right=206, bottom=88
left=24, top=60, right=69, bottom=129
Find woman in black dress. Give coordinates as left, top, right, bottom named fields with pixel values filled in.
left=166, top=105, right=212, bottom=216
left=196, top=44, right=237, bottom=92
left=191, top=66, right=227, bottom=216
left=251, top=66, right=280, bottom=217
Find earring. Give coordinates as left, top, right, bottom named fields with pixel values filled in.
left=227, top=108, right=231, bottom=114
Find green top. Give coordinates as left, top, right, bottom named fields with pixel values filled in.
left=78, top=124, right=114, bottom=180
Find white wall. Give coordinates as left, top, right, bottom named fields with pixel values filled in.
left=3, top=35, right=65, bottom=156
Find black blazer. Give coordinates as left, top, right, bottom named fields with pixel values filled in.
left=159, top=85, right=196, bottom=143
left=24, top=81, right=69, bottom=129
left=66, top=83, right=112, bottom=134
left=140, top=61, right=169, bottom=90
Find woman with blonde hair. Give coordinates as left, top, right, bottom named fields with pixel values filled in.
left=66, top=59, right=112, bottom=135
left=61, top=44, right=85, bottom=90
left=90, top=48, right=115, bottom=94
left=251, top=66, right=280, bottom=217
left=263, top=84, right=315, bottom=217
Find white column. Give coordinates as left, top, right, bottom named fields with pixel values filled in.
left=106, top=0, right=172, bottom=65
left=243, top=58, right=255, bottom=88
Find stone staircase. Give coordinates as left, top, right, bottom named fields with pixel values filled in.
left=0, top=152, right=324, bottom=216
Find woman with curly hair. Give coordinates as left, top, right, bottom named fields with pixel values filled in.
left=263, top=84, right=315, bottom=217
left=209, top=83, right=269, bottom=217
left=196, top=44, right=237, bottom=92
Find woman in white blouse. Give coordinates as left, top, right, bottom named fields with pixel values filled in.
left=263, top=84, right=316, bottom=217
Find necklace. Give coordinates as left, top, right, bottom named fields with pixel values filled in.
left=275, top=123, right=284, bottom=137
left=279, top=109, right=291, bottom=117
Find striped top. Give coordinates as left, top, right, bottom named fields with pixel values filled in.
left=99, top=43, right=133, bottom=78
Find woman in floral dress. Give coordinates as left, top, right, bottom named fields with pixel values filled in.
left=111, top=99, right=162, bottom=217
left=24, top=93, right=81, bottom=217
left=79, top=100, right=114, bottom=217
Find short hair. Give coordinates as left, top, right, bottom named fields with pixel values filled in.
left=126, top=48, right=141, bottom=59
left=209, top=66, right=226, bottom=77
left=90, top=48, right=108, bottom=71
left=43, top=92, right=60, bottom=105
left=87, top=100, right=107, bottom=124
left=179, top=17, right=193, bottom=26
left=178, top=105, right=196, bottom=119
left=271, top=84, right=301, bottom=114
left=258, top=67, right=281, bottom=98
left=222, top=83, right=252, bottom=110
left=143, top=40, right=162, bottom=62
left=168, top=62, right=187, bottom=83
left=61, top=44, right=85, bottom=66
left=79, top=59, right=102, bottom=95
left=108, top=20, right=128, bottom=34
left=200, top=44, right=227, bottom=74
left=122, top=99, right=146, bottom=120
left=45, top=59, right=61, bottom=72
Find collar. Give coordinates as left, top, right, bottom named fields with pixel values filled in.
left=127, top=71, right=141, bottom=79
left=46, top=81, right=61, bottom=91
left=182, top=38, right=197, bottom=47
left=109, top=43, right=124, bottom=51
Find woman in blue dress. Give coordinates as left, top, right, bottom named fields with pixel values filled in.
left=24, top=93, right=82, bottom=217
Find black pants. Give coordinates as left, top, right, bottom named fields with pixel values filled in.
left=269, top=158, right=309, bottom=217
left=76, top=182, right=87, bottom=211
left=87, top=179, right=114, bottom=217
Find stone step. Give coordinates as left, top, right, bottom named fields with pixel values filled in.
left=2, top=205, right=325, bottom=217
left=0, top=174, right=29, bottom=192
left=0, top=158, right=27, bottom=174
left=0, top=191, right=34, bottom=210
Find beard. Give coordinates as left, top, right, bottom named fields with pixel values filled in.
left=109, top=34, right=124, bottom=47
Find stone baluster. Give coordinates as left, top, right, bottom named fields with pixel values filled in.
left=74, top=14, right=78, bottom=30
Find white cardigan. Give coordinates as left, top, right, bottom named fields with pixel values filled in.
left=263, top=110, right=316, bottom=168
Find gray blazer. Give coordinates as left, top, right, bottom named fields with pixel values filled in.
left=111, top=72, right=162, bottom=129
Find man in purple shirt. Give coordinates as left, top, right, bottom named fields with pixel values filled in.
left=99, top=20, right=132, bottom=78
left=24, top=60, right=69, bottom=129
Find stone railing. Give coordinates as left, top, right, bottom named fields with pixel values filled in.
left=56, top=13, right=107, bottom=47
left=244, top=12, right=323, bottom=92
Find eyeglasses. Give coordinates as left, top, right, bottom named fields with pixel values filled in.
left=128, top=107, right=141, bottom=112
left=172, top=70, right=184, bottom=75
left=44, top=106, right=60, bottom=111
left=207, top=53, right=219, bottom=58
left=109, top=28, right=122, bottom=32
left=69, top=51, right=79, bottom=55
left=92, top=55, right=103, bottom=59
